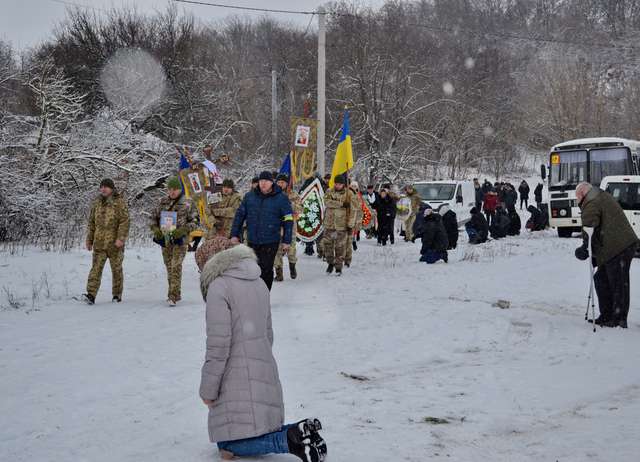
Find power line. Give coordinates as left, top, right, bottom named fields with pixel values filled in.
left=171, top=0, right=316, bottom=15
left=171, top=0, right=640, bottom=51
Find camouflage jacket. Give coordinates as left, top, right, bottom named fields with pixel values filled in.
left=287, top=190, right=302, bottom=222
left=407, top=190, right=422, bottom=217
left=324, top=188, right=358, bottom=231
left=150, top=193, right=198, bottom=235
left=87, top=192, right=130, bottom=251
left=210, top=191, right=242, bottom=235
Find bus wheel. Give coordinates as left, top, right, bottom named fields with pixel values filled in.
left=557, top=227, right=573, bottom=238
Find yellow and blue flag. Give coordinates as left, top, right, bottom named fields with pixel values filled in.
left=329, top=110, right=354, bottom=188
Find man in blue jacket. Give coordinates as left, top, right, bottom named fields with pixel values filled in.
left=231, top=171, right=294, bottom=290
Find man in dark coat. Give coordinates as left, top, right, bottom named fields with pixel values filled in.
left=413, top=205, right=449, bottom=263
left=490, top=206, right=510, bottom=239
left=507, top=209, right=521, bottom=236
left=575, top=183, right=639, bottom=328
left=518, top=181, right=530, bottom=210
left=231, top=171, right=294, bottom=290
left=474, top=178, right=484, bottom=210
left=504, top=184, right=518, bottom=213
left=374, top=188, right=396, bottom=246
left=534, top=183, right=544, bottom=209
left=465, top=207, right=489, bottom=244
left=438, top=204, right=459, bottom=249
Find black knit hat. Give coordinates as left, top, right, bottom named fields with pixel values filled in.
left=258, top=171, right=273, bottom=182
left=100, top=178, right=115, bottom=189
left=276, top=173, right=289, bottom=183
left=334, top=174, right=347, bottom=185
left=222, top=179, right=235, bottom=189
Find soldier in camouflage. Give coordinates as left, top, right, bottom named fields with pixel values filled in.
left=404, top=185, right=422, bottom=242
left=83, top=178, right=130, bottom=305
left=150, top=176, right=198, bottom=306
left=344, top=181, right=364, bottom=268
left=323, top=174, right=358, bottom=275
left=274, top=174, right=302, bottom=281
left=207, top=178, right=242, bottom=238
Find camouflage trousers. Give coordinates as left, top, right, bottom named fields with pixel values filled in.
left=86, top=247, right=124, bottom=298
left=344, top=232, right=354, bottom=265
left=162, top=244, right=188, bottom=301
left=324, top=230, right=348, bottom=270
left=405, top=215, right=417, bottom=241
left=274, top=240, right=297, bottom=268
left=316, top=232, right=325, bottom=258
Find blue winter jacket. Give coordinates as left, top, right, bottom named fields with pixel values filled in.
left=231, top=185, right=294, bottom=245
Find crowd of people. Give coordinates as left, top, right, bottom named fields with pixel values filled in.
left=465, top=178, right=548, bottom=245
left=78, top=167, right=639, bottom=461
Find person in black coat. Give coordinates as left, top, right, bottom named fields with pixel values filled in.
left=374, top=188, right=396, bottom=246
left=526, top=205, right=546, bottom=231
left=437, top=204, right=459, bottom=249
left=473, top=178, right=484, bottom=210
left=507, top=209, right=521, bottom=236
left=465, top=207, right=489, bottom=244
left=534, top=183, right=543, bottom=209
left=490, top=206, right=510, bottom=239
left=504, top=184, right=518, bottom=213
left=413, top=205, right=449, bottom=263
left=518, top=180, right=530, bottom=210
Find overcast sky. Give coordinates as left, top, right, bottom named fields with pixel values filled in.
left=1, top=0, right=385, bottom=50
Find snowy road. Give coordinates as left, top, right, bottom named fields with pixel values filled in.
left=2, top=230, right=640, bottom=461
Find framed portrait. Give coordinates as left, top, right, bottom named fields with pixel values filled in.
left=294, top=125, right=311, bottom=148
left=188, top=172, right=203, bottom=194
left=160, top=211, right=178, bottom=232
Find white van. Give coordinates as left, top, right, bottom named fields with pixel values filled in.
left=600, top=176, right=640, bottom=238
left=412, top=180, right=476, bottom=224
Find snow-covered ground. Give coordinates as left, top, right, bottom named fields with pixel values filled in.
left=2, top=224, right=640, bottom=462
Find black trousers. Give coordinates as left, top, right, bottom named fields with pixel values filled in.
left=594, top=245, right=636, bottom=322
left=249, top=243, right=280, bottom=291
left=520, top=198, right=528, bottom=210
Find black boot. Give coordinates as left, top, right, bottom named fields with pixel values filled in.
left=275, top=267, right=284, bottom=282
left=290, top=263, right=297, bottom=280
left=588, top=315, right=610, bottom=326
left=287, top=426, right=323, bottom=462
left=326, top=264, right=334, bottom=274
left=83, top=293, right=95, bottom=305
left=112, top=296, right=122, bottom=303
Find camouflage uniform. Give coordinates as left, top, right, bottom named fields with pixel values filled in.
left=86, top=193, right=130, bottom=299
left=345, top=190, right=364, bottom=266
left=404, top=189, right=422, bottom=241
left=323, top=188, right=358, bottom=270
left=208, top=191, right=242, bottom=238
left=275, top=190, right=302, bottom=269
left=150, top=194, right=198, bottom=302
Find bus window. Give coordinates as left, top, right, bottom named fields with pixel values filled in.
left=550, top=150, right=587, bottom=189
left=590, top=148, right=631, bottom=185
left=605, top=182, right=640, bottom=211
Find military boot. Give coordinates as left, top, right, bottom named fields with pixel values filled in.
left=275, top=267, right=284, bottom=282
left=289, top=263, right=297, bottom=280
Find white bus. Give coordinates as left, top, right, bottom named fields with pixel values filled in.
left=543, top=137, right=640, bottom=237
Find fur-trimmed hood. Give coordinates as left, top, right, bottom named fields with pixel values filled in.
left=200, top=244, right=259, bottom=299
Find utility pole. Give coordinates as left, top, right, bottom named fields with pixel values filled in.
left=271, top=69, right=278, bottom=157
left=317, top=7, right=326, bottom=175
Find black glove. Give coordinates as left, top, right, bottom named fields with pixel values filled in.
left=575, top=245, right=589, bottom=261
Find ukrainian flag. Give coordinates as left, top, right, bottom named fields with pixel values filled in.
left=329, top=110, right=354, bottom=188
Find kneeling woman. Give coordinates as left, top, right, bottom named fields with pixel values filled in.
left=196, top=238, right=326, bottom=461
